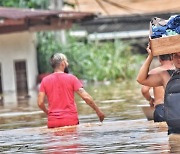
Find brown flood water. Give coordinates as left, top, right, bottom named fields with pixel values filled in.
left=0, top=80, right=179, bottom=153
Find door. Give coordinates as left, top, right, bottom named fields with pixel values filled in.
left=14, top=60, right=28, bottom=97
left=0, top=63, right=3, bottom=104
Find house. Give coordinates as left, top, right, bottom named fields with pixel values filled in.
left=0, top=31, right=37, bottom=103
left=0, top=7, right=95, bottom=104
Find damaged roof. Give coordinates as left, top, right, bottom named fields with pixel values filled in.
left=0, top=7, right=96, bottom=34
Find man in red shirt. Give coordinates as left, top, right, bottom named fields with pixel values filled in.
left=38, top=53, right=105, bottom=128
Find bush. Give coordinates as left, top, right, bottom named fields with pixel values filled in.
left=37, top=31, right=144, bottom=81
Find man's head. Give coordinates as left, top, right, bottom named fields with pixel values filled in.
left=172, top=52, right=180, bottom=69
left=159, top=54, right=172, bottom=61
left=50, top=53, right=69, bottom=73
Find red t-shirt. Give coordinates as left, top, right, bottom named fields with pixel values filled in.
left=39, top=72, right=83, bottom=121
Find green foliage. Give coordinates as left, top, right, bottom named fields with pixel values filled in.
left=0, top=0, right=49, bottom=9
left=37, top=32, right=144, bottom=81
left=37, top=32, right=61, bottom=73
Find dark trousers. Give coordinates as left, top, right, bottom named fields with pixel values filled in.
left=154, top=104, right=165, bottom=122
left=168, top=127, right=180, bottom=135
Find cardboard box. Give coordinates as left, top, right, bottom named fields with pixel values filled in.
left=150, top=34, right=180, bottom=56
left=149, top=18, right=180, bottom=56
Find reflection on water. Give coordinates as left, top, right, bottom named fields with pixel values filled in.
left=0, top=81, right=178, bottom=153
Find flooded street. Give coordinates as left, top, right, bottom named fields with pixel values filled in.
left=0, top=80, right=178, bottom=153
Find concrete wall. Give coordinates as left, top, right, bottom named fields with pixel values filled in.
left=0, top=32, right=38, bottom=102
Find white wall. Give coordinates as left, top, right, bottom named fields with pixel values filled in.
left=0, top=31, right=38, bottom=102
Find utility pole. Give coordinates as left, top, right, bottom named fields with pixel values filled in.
left=49, top=0, right=63, bottom=11
left=49, top=0, right=67, bottom=45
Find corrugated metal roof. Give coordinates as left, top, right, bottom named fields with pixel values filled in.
left=0, top=7, right=96, bottom=34
left=0, top=7, right=95, bottom=20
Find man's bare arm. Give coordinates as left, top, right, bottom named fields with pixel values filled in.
left=141, top=85, right=152, bottom=101
left=76, top=88, right=105, bottom=122
left=141, top=85, right=154, bottom=107
left=137, top=48, right=163, bottom=87
left=37, top=92, right=48, bottom=115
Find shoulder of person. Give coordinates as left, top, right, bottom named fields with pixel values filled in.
left=65, top=73, right=79, bottom=79
left=149, top=67, right=166, bottom=75
left=41, top=73, right=52, bottom=81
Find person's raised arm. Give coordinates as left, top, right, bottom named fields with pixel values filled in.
left=76, top=88, right=105, bottom=122
left=137, top=45, right=163, bottom=87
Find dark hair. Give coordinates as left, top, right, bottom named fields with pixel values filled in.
left=159, top=54, right=172, bottom=61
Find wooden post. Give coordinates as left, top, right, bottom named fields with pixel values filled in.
left=49, top=0, right=67, bottom=45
